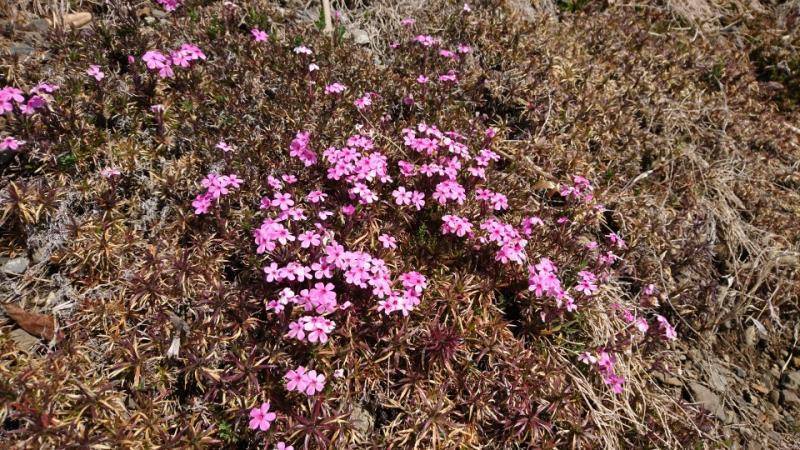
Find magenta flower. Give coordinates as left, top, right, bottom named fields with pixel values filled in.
left=275, top=443, right=294, bottom=450
left=248, top=402, right=277, bottom=431
left=285, top=366, right=308, bottom=392
left=251, top=28, right=268, bottom=42
left=86, top=65, right=105, bottom=81
left=0, top=136, right=25, bottom=151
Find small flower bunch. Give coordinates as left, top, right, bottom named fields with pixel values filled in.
left=289, top=131, right=317, bottom=166
left=142, top=44, right=206, bottom=79
left=286, top=315, right=336, bottom=343
left=579, top=349, right=625, bottom=394
left=156, top=0, right=183, bottom=12
left=192, top=173, right=243, bottom=214
left=2, top=83, right=56, bottom=116
left=324, top=82, right=347, bottom=95
left=285, top=366, right=326, bottom=396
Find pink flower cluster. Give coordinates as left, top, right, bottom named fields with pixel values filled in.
left=285, top=366, right=326, bottom=396
left=286, top=315, right=336, bottom=343
left=579, top=350, right=625, bottom=394
left=528, top=258, right=576, bottom=312
left=156, top=0, right=183, bottom=12
left=192, top=173, right=242, bottom=214
left=2, top=83, right=57, bottom=116
left=141, top=44, right=206, bottom=79
left=324, top=82, right=347, bottom=95
left=441, top=215, right=473, bottom=237
left=289, top=131, right=317, bottom=166
left=560, top=175, right=594, bottom=203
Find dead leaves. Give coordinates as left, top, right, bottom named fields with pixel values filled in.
left=2, top=303, right=56, bottom=341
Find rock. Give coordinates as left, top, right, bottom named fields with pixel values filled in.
left=152, top=9, right=168, bottom=19
left=31, top=18, right=49, bottom=33
left=3, top=256, right=30, bottom=274
left=9, top=328, right=39, bottom=352
left=349, top=404, right=373, bottom=435
left=350, top=28, right=370, bottom=45
left=781, top=371, right=800, bottom=390
left=654, top=372, right=682, bottom=387
left=688, top=382, right=726, bottom=421
left=58, top=12, right=93, bottom=29
left=9, top=42, right=35, bottom=57
left=752, top=383, right=770, bottom=395
left=781, top=390, right=800, bottom=408
left=793, top=356, right=800, bottom=368
left=744, top=326, right=757, bottom=346
left=769, top=390, right=780, bottom=404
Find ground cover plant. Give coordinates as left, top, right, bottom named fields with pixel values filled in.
left=1, top=0, right=799, bottom=448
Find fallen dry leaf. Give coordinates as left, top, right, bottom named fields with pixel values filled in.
left=2, top=303, right=55, bottom=341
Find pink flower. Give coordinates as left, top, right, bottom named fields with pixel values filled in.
left=248, top=402, right=277, bottom=431
left=275, top=443, right=294, bottom=450
left=293, top=45, right=313, bottom=55
left=306, top=190, right=327, bottom=203
left=354, top=93, right=373, bottom=110
left=378, top=234, right=397, bottom=249
left=401, top=18, right=416, bottom=26
left=441, top=215, right=472, bottom=237
left=216, top=140, right=234, bottom=153
left=303, top=370, right=326, bottom=395
left=0, top=136, right=25, bottom=151
left=100, top=167, right=121, bottom=178
left=156, top=0, right=183, bottom=12
left=341, top=204, right=355, bottom=216
left=192, top=193, right=212, bottom=215
left=325, top=82, right=347, bottom=95
left=416, top=74, right=429, bottom=84
left=271, top=192, right=295, bottom=211
left=285, top=366, right=308, bottom=392
left=392, top=186, right=412, bottom=205
left=86, top=65, right=105, bottom=81
left=251, top=28, right=268, bottom=42
left=298, top=230, right=322, bottom=248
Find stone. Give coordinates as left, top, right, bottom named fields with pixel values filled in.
left=349, top=404, right=373, bottom=435
left=688, top=382, right=726, bottom=421
left=781, top=390, right=800, bottom=408
left=350, top=28, right=370, bottom=45
left=31, top=18, right=50, bottom=33
left=744, top=326, right=757, bottom=346
left=752, top=383, right=770, bottom=395
left=9, top=328, right=39, bottom=352
left=152, top=9, right=168, bottom=19
left=3, top=256, right=30, bottom=274
left=781, top=371, right=800, bottom=390
left=769, top=390, right=780, bottom=404
left=61, top=12, right=92, bottom=29
left=9, top=42, right=35, bottom=57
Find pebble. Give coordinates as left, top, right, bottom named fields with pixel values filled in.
left=781, top=390, right=800, bottom=408
left=3, top=256, right=30, bottom=274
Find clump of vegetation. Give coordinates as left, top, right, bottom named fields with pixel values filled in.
left=1, top=0, right=798, bottom=448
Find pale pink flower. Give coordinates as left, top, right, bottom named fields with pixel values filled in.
left=86, top=65, right=105, bottom=81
